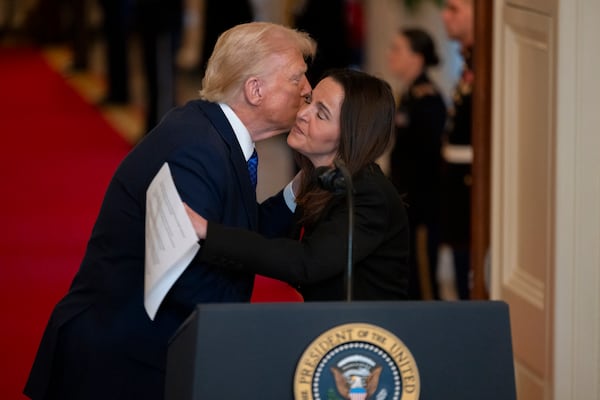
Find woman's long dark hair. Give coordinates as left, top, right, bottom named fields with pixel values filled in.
left=295, top=68, right=396, bottom=227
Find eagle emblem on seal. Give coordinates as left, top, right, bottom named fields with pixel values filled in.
left=331, top=359, right=383, bottom=400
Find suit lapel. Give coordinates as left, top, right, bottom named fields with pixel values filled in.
left=198, top=101, right=258, bottom=229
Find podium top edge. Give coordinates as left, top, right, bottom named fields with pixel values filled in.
left=193, top=300, right=508, bottom=311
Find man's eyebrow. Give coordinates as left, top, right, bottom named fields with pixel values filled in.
left=295, top=65, right=308, bottom=78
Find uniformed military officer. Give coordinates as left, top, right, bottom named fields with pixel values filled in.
left=387, top=28, right=447, bottom=300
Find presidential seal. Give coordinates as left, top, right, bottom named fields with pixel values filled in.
left=294, top=323, right=420, bottom=400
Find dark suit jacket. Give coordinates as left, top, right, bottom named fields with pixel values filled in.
left=24, top=100, right=292, bottom=400
left=200, top=163, right=410, bottom=301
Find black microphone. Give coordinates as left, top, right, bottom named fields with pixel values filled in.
left=316, top=165, right=346, bottom=193
left=316, top=159, right=355, bottom=301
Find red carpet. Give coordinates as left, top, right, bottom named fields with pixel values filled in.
left=0, top=47, right=132, bottom=399
left=0, top=46, right=299, bottom=399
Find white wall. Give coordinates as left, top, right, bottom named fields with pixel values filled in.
left=553, top=0, right=600, bottom=398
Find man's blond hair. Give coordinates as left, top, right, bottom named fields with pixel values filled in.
left=199, top=22, right=316, bottom=103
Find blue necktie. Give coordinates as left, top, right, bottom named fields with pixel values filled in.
left=247, top=149, right=258, bottom=189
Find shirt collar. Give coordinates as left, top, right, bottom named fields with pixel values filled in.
left=218, top=103, right=255, bottom=161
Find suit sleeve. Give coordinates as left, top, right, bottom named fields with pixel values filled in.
left=257, top=190, right=294, bottom=238
left=198, top=180, right=391, bottom=285
left=167, top=143, right=226, bottom=222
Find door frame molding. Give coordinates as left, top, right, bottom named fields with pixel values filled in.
left=470, top=0, right=493, bottom=299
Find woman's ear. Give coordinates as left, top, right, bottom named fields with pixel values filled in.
left=243, top=77, right=262, bottom=106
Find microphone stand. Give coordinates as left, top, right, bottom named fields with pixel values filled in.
left=316, top=159, right=355, bottom=301
left=333, top=159, right=354, bottom=302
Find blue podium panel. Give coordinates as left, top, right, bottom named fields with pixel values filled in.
left=166, top=301, right=516, bottom=400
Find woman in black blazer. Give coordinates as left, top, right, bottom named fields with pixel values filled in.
left=186, top=69, right=410, bottom=301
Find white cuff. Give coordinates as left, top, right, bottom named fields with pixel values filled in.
left=442, top=144, right=473, bottom=164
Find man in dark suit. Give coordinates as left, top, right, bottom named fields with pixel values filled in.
left=24, top=22, right=316, bottom=400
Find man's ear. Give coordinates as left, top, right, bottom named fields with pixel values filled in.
left=243, top=77, right=262, bottom=106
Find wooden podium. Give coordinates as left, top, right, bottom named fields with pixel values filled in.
left=165, top=301, right=516, bottom=400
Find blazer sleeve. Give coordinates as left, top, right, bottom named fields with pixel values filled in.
left=198, top=178, right=392, bottom=285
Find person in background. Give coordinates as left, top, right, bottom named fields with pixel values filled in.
left=185, top=69, right=410, bottom=301
left=441, top=0, right=474, bottom=300
left=135, top=0, right=183, bottom=134
left=176, top=0, right=254, bottom=77
left=386, top=27, right=447, bottom=300
left=97, top=0, right=132, bottom=105
left=199, top=0, right=254, bottom=75
left=24, top=0, right=91, bottom=73
left=293, top=0, right=352, bottom=86
left=24, top=22, right=316, bottom=400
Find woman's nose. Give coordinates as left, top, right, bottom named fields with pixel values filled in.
left=296, top=102, right=310, bottom=121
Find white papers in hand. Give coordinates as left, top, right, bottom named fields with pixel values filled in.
left=144, top=162, right=200, bottom=320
